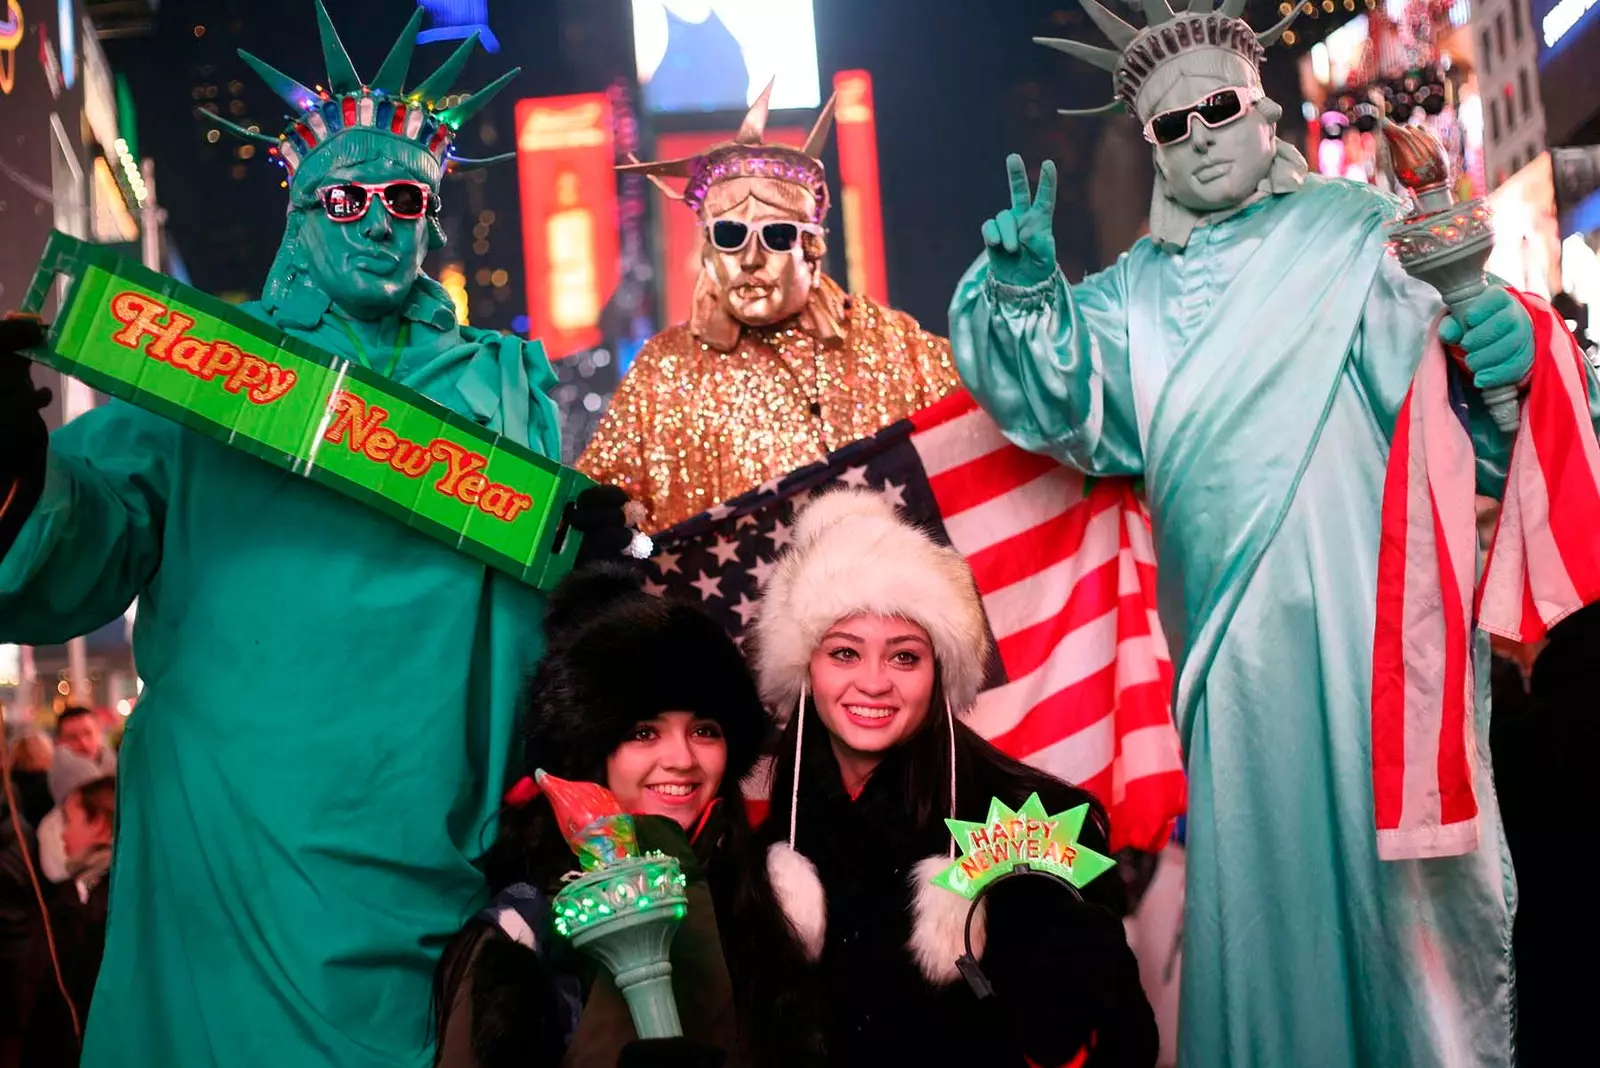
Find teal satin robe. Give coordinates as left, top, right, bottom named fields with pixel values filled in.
left=0, top=278, right=560, bottom=1067
left=952, top=175, right=1600, bottom=1067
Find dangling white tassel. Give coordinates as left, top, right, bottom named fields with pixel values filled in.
left=771, top=677, right=826, bottom=960
left=946, top=693, right=959, bottom=858
left=789, top=680, right=807, bottom=851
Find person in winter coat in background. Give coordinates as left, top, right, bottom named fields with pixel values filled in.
left=752, top=489, right=1158, bottom=1068
left=13, top=771, right=117, bottom=1068
left=433, top=564, right=822, bottom=1068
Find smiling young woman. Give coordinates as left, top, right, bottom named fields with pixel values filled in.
left=751, top=490, right=1158, bottom=1067
left=432, top=564, right=822, bottom=1068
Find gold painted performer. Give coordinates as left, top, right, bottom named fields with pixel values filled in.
left=577, top=82, right=959, bottom=532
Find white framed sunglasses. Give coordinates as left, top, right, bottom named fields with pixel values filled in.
left=705, top=216, right=824, bottom=254
left=1142, top=85, right=1264, bottom=146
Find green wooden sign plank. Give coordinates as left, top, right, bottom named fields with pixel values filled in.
left=20, top=231, right=590, bottom=591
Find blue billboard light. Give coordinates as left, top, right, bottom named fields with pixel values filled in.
left=417, top=0, right=499, bottom=53
left=58, top=0, right=75, bottom=89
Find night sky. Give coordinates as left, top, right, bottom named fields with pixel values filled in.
left=99, top=1, right=1303, bottom=335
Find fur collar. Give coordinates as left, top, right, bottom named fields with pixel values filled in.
left=766, top=842, right=987, bottom=987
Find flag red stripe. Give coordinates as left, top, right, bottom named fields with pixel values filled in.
left=990, top=666, right=1117, bottom=758
left=963, top=487, right=1120, bottom=594
left=1522, top=297, right=1600, bottom=600
left=996, top=557, right=1120, bottom=678
left=1429, top=497, right=1476, bottom=825
left=1371, top=389, right=1413, bottom=833
left=909, top=388, right=980, bottom=432
left=928, top=445, right=1063, bottom=518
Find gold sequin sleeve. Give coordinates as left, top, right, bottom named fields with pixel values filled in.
left=880, top=301, right=962, bottom=407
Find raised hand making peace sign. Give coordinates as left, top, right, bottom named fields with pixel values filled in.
left=980, top=154, right=1058, bottom=289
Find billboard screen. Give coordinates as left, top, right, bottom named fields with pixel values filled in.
left=833, top=70, right=888, bottom=304
left=1, top=0, right=69, bottom=314
left=632, top=0, right=819, bottom=114
left=515, top=94, right=620, bottom=359
left=1534, top=0, right=1600, bottom=144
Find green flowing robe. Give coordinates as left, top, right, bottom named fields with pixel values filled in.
left=0, top=278, right=560, bottom=1067
left=951, top=176, right=1600, bottom=1067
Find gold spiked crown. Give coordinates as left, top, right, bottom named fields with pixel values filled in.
left=1036, top=0, right=1300, bottom=118
left=617, top=80, right=838, bottom=224
left=198, top=0, right=517, bottom=178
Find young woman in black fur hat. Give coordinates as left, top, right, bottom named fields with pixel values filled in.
left=432, top=564, right=821, bottom=1068
left=752, top=490, right=1159, bottom=1068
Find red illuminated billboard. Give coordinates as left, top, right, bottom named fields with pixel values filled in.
left=514, top=93, right=620, bottom=358
left=833, top=70, right=888, bottom=304
left=654, top=126, right=806, bottom=327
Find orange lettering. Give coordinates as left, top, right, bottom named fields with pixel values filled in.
left=456, top=473, right=488, bottom=505
left=253, top=366, right=297, bottom=404
left=170, top=337, right=209, bottom=373
left=500, top=494, right=533, bottom=522
left=960, top=856, right=985, bottom=880
left=200, top=342, right=243, bottom=380
left=224, top=355, right=270, bottom=397
left=480, top=484, right=514, bottom=518
left=363, top=428, right=399, bottom=462
left=109, top=292, right=194, bottom=360
left=324, top=393, right=389, bottom=452
left=430, top=439, right=488, bottom=496
left=389, top=440, right=435, bottom=477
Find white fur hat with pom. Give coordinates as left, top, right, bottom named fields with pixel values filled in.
left=751, top=488, right=990, bottom=717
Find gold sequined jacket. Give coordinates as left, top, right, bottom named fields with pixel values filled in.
left=578, top=276, right=960, bottom=532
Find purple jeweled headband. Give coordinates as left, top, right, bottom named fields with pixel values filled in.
left=681, top=145, right=830, bottom=223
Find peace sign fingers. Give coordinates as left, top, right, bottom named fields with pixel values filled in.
left=1032, top=160, right=1058, bottom=219
left=1007, top=153, right=1034, bottom=215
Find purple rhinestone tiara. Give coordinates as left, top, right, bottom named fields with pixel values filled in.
left=681, top=145, right=830, bottom=223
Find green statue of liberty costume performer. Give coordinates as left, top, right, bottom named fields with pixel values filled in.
left=0, top=4, right=630, bottom=1065
left=950, top=2, right=1600, bottom=1065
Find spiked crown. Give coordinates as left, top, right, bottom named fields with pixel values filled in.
left=199, top=0, right=517, bottom=178
left=1036, top=0, right=1300, bottom=118
left=617, top=79, right=838, bottom=223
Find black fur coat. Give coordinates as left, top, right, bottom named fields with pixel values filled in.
left=763, top=738, right=1159, bottom=1068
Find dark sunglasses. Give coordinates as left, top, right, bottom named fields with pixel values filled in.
left=316, top=181, right=438, bottom=222
left=707, top=218, right=823, bottom=254
left=1142, top=86, right=1263, bottom=146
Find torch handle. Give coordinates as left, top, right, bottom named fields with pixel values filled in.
left=1441, top=280, right=1521, bottom=434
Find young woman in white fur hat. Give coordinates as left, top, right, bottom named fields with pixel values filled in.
left=751, top=489, right=1157, bottom=1067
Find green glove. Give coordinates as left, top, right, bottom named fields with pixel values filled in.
left=980, top=154, right=1059, bottom=289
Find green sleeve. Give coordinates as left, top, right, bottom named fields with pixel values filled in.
left=0, top=402, right=178, bottom=644
left=948, top=252, right=1144, bottom=477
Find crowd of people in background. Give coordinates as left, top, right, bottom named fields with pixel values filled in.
left=2, top=706, right=119, bottom=1068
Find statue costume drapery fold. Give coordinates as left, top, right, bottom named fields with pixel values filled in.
left=950, top=4, right=1600, bottom=1064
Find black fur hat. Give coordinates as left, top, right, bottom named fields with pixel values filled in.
left=521, top=563, right=771, bottom=789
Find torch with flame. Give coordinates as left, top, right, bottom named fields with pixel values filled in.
left=1378, top=120, right=1520, bottom=432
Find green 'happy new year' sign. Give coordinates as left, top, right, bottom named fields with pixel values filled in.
left=19, top=232, right=590, bottom=591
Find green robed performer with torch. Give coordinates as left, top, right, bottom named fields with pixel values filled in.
left=0, top=4, right=636, bottom=1065
left=949, top=1, right=1600, bottom=1066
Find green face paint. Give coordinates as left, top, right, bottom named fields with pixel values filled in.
left=294, top=155, right=434, bottom=321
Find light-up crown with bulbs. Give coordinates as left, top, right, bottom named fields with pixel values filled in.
left=1035, top=0, right=1301, bottom=118
left=199, top=0, right=517, bottom=178
left=617, top=79, right=837, bottom=224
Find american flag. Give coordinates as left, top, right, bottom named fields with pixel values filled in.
left=1374, top=293, right=1600, bottom=861
left=648, top=390, right=1186, bottom=853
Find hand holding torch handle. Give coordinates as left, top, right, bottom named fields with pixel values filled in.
left=1378, top=119, right=1520, bottom=432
